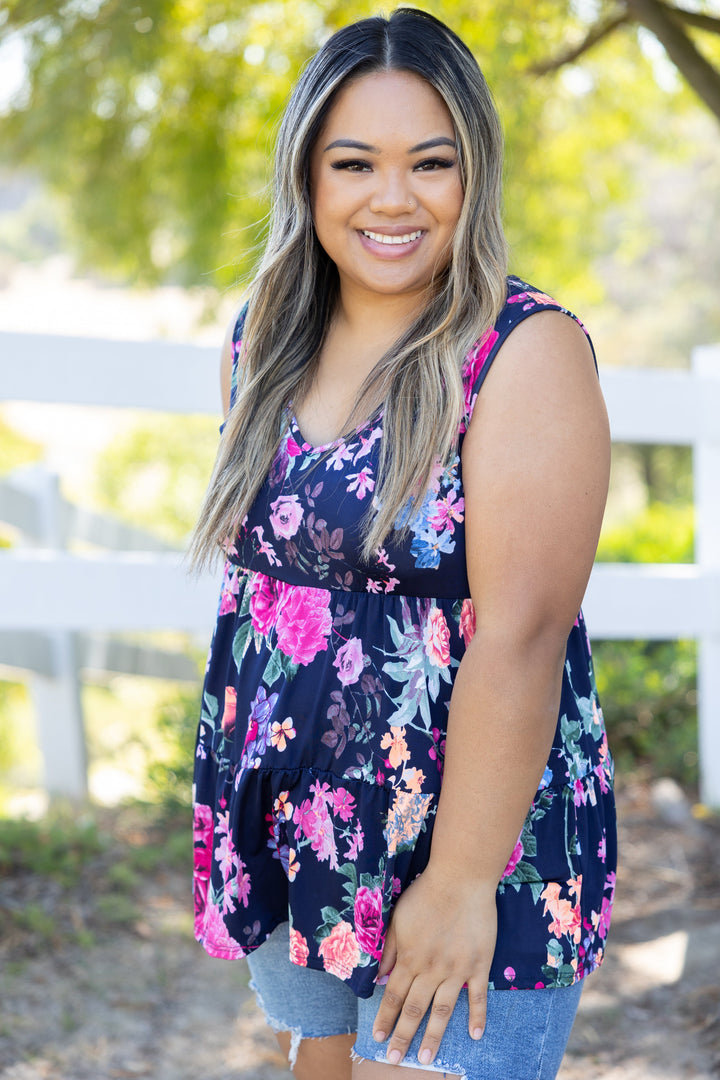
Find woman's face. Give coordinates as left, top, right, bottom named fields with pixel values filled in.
left=309, top=69, right=464, bottom=306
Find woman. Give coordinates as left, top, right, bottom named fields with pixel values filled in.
left=188, top=9, right=616, bottom=1079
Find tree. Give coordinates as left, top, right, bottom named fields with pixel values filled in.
left=531, top=1, right=720, bottom=122
left=0, top=0, right=711, bottom=299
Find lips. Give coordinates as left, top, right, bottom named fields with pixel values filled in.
left=360, top=229, right=424, bottom=246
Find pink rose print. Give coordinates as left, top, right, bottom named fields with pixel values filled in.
left=275, top=584, right=332, bottom=666
left=289, top=926, right=310, bottom=966
left=353, top=886, right=384, bottom=958
left=459, top=598, right=476, bottom=647
left=192, top=802, right=214, bottom=921
left=333, top=637, right=365, bottom=686
left=318, top=920, right=361, bottom=980
left=221, top=686, right=237, bottom=737
left=218, top=564, right=240, bottom=616
left=197, top=897, right=245, bottom=958
left=249, top=572, right=287, bottom=636
left=423, top=607, right=451, bottom=667
left=501, top=838, right=524, bottom=879
left=269, top=494, right=304, bottom=539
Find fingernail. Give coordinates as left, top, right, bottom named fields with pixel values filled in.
left=387, top=1049, right=402, bottom=1065
left=373, top=1030, right=386, bottom=1043
left=419, top=1048, right=432, bottom=1065
left=472, top=1026, right=484, bottom=1040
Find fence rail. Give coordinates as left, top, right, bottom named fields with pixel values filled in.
left=1, top=331, right=719, bottom=805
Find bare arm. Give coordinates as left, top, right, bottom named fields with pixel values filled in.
left=373, top=311, right=610, bottom=1066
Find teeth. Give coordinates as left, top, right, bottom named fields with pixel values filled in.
left=362, top=230, right=422, bottom=245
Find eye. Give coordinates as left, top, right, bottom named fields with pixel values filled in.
left=414, top=157, right=457, bottom=172
left=330, top=159, right=372, bottom=172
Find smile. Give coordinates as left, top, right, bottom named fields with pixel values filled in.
left=360, top=229, right=424, bottom=246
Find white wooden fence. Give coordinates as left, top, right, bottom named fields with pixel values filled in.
left=1, top=330, right=719, bottom=805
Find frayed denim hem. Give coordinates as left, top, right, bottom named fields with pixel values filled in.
left=249, top=975, right=355, bottom=1070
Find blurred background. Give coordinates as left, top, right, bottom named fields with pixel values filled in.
left=1, top=2, right=719, bottom=1077
left=2, top=0, right=718, bottom=813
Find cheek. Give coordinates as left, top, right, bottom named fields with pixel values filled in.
left=310, top=175, right=342, bottom=236
left=446, top=182, right=465, bottom=227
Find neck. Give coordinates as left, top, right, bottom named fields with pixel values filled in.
left=333, top=281, right=430, bottom=345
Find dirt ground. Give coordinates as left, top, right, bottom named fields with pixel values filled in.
left=1, top=778, right=719, bottom=1080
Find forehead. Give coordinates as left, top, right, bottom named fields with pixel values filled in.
left=319, top=69, right=455, bottom=144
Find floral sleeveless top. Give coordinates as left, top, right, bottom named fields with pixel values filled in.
left=192, top=276, right=617, bottom=998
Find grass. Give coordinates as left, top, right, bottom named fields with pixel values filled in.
left=0, top=802, right=190, bottom=956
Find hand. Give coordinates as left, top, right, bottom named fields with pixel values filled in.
left=372, top=866, right=498, bottom=1067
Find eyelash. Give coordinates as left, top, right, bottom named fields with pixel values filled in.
left=330, top=158, right=456, bottom=173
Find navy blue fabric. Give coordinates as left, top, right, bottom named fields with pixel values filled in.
left=192, top=276, right=617, bottom=999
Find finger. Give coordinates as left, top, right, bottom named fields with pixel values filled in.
left=372, top=969, right=413, bottom=1045
left=384, top=978, right=436, bottom=1065
left=416, top=980, right=463, bottom=1065
left=467, top=976, right=488, bottom=1041
left=377, top=920, right=397, bottom=980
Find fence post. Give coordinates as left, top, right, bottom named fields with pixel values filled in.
left=693, top=345, right=720, bottom=808
left=11, top=467, right=88, bottom=800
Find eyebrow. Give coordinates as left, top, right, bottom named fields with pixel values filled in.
left=323, top=136, right=457, bottom=154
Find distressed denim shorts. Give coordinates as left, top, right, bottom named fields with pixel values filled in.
left=246, top=922, right=584, bottom=1079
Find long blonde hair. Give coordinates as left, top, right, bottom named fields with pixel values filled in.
left=188, top=8, right=507, bottom=571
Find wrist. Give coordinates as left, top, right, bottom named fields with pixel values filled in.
left=421, top=854, right=501, bottom=897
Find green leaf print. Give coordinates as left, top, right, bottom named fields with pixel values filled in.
left=201, top=691, right=219, bottom=732
left=238, top=581, right=252, bottom=618
left=501, top=860, right=545, bottom=896
left=541, top=962, right=577, bottom=988
left=231, top=621, right=252, bottom=669
left=262, top=648, right=299, bottom=687
left=315, top=905, right=342, bottom=943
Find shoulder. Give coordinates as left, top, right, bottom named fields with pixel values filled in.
left=461, top=277, right=596, bottom=425
left=497, top=276, right=593, bottom=347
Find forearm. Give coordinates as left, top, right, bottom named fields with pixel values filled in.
left=428, top=626, right=568, bottom=887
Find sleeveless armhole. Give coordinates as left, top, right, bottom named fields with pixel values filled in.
left=228, top=301, right=250, bottom=411
left=219, top=301, right=249, bottom=434
left=463, top=278, right=598, bottom=428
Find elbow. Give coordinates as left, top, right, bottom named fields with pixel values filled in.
left=473, top=605, right=578, bottom=674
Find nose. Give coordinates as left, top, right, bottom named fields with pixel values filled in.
left=368, top=169, right=417, bottom=215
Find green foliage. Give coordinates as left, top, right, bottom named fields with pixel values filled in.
left=0, top=417, right=42, bottom=475
left=626, top=445, right=693, bottom=504
left=594, top=639, right=698, bottom=788
left=0, top=803, right=189, bottom=955
left=0, top=682, right=29, bottom=773
left=12, top=901, right=57, bottom=942
left=598, top=501, right=694, bottom=563
left=0, top=0, right=694, bottom=304
left=93, top=893, right=141, bottom=926
left=94, top=415, right=219, bottom=543
left=593, top=487, right=697, bottom=787
left=0, top=814, right=106, bottom=884
left=146, top=684, right=201, bottom=807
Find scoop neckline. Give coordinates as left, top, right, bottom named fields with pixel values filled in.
left=289, top=409, right=383, bottom=455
